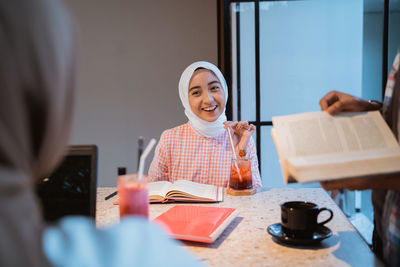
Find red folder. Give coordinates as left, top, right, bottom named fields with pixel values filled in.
left=153, top=205, right=239, bottom=243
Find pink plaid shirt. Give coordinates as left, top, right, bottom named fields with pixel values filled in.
left=148, top=123, right=262, bottom=188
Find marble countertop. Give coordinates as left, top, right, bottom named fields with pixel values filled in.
left=96, top=187, right=383, bottom=267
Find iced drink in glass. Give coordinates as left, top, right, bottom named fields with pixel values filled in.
left=117, top=174, right=149, bottom=218
left=229, top=158, right=252, bottom=190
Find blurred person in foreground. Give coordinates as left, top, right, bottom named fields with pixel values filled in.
left=319, top=52, right=400, bottom=267
left=0, top=1, right=203, bottom=266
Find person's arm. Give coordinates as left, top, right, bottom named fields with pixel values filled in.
left=320, top=173, right=400, bottom=191
left=43, top=217, right=205, bottom=267
left=319, top=90, right=381, bottom=115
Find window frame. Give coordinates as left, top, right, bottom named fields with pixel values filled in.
left=217, top=0, right=390, bottom=171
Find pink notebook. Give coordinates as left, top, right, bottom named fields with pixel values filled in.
left=153, top=205, right=239, bottom=243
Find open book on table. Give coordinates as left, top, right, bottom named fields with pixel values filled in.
left=271, top=110, right=400, bottom=184
left=148, top=180, right=224, bottom=203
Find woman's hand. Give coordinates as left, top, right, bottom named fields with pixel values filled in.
left=319, top=91, right=380, bottom=115
left=224, top=121, right=255, bottom=156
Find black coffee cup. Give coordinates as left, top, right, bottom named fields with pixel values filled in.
left=280, top=201, right=333, bottom=239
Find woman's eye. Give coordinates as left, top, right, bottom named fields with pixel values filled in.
left=211, top=86, right=220, bottom=91
left=191, top=91, right=200, bottom=96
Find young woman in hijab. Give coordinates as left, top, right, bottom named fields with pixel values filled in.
left=0, top=1, right=202, bottom=266
left=149, top=61, right=262, bottom=188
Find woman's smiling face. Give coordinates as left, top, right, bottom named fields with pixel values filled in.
left=188, top=69, right=225, bottom=122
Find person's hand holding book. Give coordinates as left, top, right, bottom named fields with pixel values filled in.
left=319, top=90, right=381, bottom=115
left=318, top=90, right=397, bottom=192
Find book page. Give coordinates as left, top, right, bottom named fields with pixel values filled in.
left=287, top=147, right=400, bottom=183
left=345, top=111, right=398, bottom=150
left=148, top=181, right=173, bottom=200
left=272, top=111, right=398, bottom=158
left=166, top=180, right=219, bottom=201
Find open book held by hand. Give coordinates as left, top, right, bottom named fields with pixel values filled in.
left=148, top=180, right=224, bottom=203
left=271, top=111, right=400, bottom=184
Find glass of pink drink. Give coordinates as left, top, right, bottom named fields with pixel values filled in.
left=117, top=174, right=149, bottom=218
left=229, top=158, right=253, bottom=190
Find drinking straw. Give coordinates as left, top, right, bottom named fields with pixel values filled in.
left=137, top=138, right=157, bottom=181
left=225, top=125, right=243, bottom=182
left=137, top=136, right=144, bottom=171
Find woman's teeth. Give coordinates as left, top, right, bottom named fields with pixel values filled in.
left=202, top=106, right=217, bottom=111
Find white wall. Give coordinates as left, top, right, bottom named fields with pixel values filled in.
left=64, top=0, right=218, bottom=186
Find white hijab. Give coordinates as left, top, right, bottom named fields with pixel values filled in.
left=178, top=61, right=228, bottom=138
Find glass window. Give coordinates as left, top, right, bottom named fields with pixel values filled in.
left=260, top=0, right=364, bottom=120
left=388, top=0, right=400, bottom=71
left=228, top=0, right=394, bottom=245
left=260, top=126, right=285, bottom=187
left=231, top=2, right=256, bottom=122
